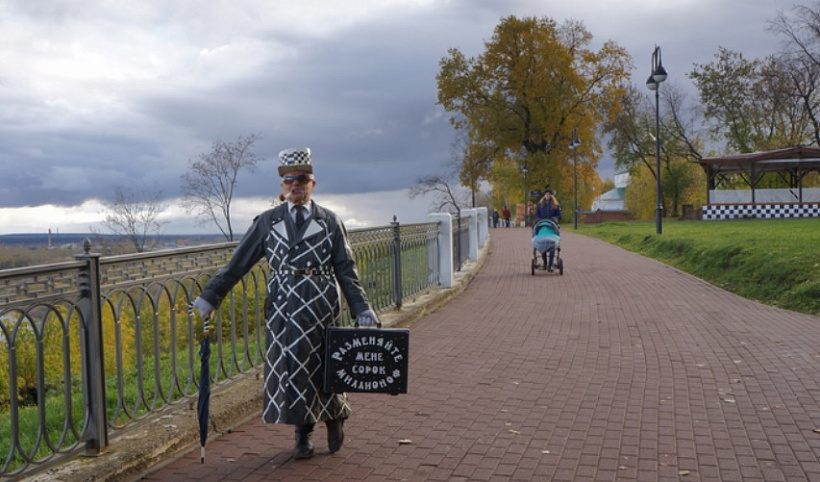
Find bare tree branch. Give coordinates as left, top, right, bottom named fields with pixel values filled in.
left=409, top=170, right=472, bottom=215
left=102, top=183, right=168, bottom=253
left=663, top=84, right=704, bottom=161
left=180, top=133, right=261, bottom=241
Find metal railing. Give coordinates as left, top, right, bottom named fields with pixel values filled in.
left=0, top=220, right=440, bottom=479
left=452, top=216, right=470, bottom=272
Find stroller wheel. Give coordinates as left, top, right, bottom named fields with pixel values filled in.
left=531, top=258, right=536, bottom=275
left=557, top=258, right=564, bottom=275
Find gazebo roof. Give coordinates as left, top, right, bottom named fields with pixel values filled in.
left=699, top=146, right=820, bottom=174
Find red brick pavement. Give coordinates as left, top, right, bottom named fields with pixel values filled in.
left=140, top=228, right=820, bottom=481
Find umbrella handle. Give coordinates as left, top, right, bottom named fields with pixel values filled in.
left=188, top=301, right=213, bottom=340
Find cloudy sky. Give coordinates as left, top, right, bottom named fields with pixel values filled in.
left=0, top=0, right=787, bottom=234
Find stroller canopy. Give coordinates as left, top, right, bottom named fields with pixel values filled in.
left=532, top=219, right=560, bottom=238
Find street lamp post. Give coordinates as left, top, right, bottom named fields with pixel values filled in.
left=646, top=45, right=667, bottom=234
left=570, top=128, right=581, bottom=230
left=522, top=161, right=529, bottom=227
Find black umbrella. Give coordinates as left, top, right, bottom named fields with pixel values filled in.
left=193, top=304, right=212, bottom=463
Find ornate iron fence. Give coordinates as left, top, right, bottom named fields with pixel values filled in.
left=452, top=216, right=470, bottom=271
left=0, top=220, right=439, bottom=479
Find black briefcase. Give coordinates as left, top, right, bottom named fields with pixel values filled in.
left=324, top=326, right=409, bottom=395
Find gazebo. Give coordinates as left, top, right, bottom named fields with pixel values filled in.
left=699, top=146, right=820, bottom=220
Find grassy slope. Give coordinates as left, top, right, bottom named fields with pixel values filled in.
left=578, top=219, right=820, bottom=316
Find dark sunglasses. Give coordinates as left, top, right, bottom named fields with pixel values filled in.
left=282, top=174, right=313, bottom=185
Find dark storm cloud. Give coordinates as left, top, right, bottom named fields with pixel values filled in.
left=0, top=0, right=791, bottom=229
left=130, top=6, right=462, bottom=200
left=0, top=129, right=167, bottom=207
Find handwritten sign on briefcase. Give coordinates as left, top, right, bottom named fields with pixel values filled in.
left=324, top=326, right=409, bottom=395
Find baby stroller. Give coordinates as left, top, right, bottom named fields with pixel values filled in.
left=530, top=218, right=563, bottom=275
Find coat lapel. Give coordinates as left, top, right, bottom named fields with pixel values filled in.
left=301, top=219, right=323, bottom=240
left=272, top=218, right=289, bottom=243
left=268, top=205, right=290, bottom=244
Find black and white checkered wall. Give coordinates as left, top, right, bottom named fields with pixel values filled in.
left=703, top=203, right=820, bottom=220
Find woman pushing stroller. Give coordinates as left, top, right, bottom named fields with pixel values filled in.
left=532, top=189, right=562, bottom=272
left=535, top=189, right=562, bottom=224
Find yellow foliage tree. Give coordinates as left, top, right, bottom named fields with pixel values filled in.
left=624, top=165, right=656, bottom=220
left=437, top=16, right=632, bottom=211
left=625, top=158, right=707, bottom=220
left=488, top=153, right=524, bottom=210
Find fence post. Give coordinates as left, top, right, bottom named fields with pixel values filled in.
left=454, top=214, right=462, bottom=271
left=75, top=239, right=109, bottom=455
left=476, top=207, right=488, bottom=248
left=428, top=213, right=453, bottom=288
left=391, top=216, right=403, bottom=309
left=461, top=209, right=478, bottom=261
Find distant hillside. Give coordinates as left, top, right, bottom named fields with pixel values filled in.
left=0, top=233, right=226, bottom=248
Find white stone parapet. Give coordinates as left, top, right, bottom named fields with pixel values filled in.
left=428, top=213, right=454, bottom=288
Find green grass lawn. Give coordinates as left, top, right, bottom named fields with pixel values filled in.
left=577, top=218, right=820, bottom=316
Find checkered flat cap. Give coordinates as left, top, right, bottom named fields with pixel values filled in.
left=278, top=147, right=313, bottom=176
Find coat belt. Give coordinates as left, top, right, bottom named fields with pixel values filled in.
left=275, top=266, right=333, bottom=276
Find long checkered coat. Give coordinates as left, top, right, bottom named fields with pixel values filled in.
left=200, top=201, right=370, bottom=425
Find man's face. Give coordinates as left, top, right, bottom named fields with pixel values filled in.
left=282, top=171, right=315, bottom=205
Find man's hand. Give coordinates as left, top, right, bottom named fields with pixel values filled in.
left=193, top=296, right=215, bottom=320
left=356, top=309, right=381, bottom=327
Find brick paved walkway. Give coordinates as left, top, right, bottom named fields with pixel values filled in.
left=140, top=228, right=820, bottom=481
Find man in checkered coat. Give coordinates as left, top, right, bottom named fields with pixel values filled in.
left=193, top=147, right=380, bottom=460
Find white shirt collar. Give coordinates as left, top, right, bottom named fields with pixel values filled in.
left=287, top=201, right=310, bottom=222
left=287, top=201, right=309, bottom=211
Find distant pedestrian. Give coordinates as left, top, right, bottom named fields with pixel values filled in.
left=502, top=206, right=511, bottom=228
left=492, top=209, right=499, bottom=228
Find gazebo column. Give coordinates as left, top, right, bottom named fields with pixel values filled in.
left=797, top=168, right=805, bottom=202
left=706, top=168, right=714, bottom=204
left=751, top=162, right=756, bottom=204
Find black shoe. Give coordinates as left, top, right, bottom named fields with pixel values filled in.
left=326, top=418, right=345, bottom=453
left=293, top=424, right=314, bottom=459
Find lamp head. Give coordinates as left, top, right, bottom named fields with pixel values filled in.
left=646, top=74, right=658, bottom=91
left=569, top=127, right=581, bottom=149
left=651, top=45, right=668, bottom=84
left=653, top=63, right=668, bottom=83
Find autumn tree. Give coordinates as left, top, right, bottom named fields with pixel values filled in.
left=102, top=184, right=168, bottom=253
left=623, top=167, right=656, bottom=220
left=450, top=128, right=496, bottom=207
left=661, top=85, right=709, bottom=215
left=604, top=84, right=655, bottom=174
left=181, top=134, right=261, bottom=241
left=689, top=47, right=809, bottom=153
left=437, top=16, right=631, bottom=206
left=487, top=153, right=524, bottom=213
left=604, top=81, right=707, bottom=218
left=770, top=2, right=820, bottom=146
